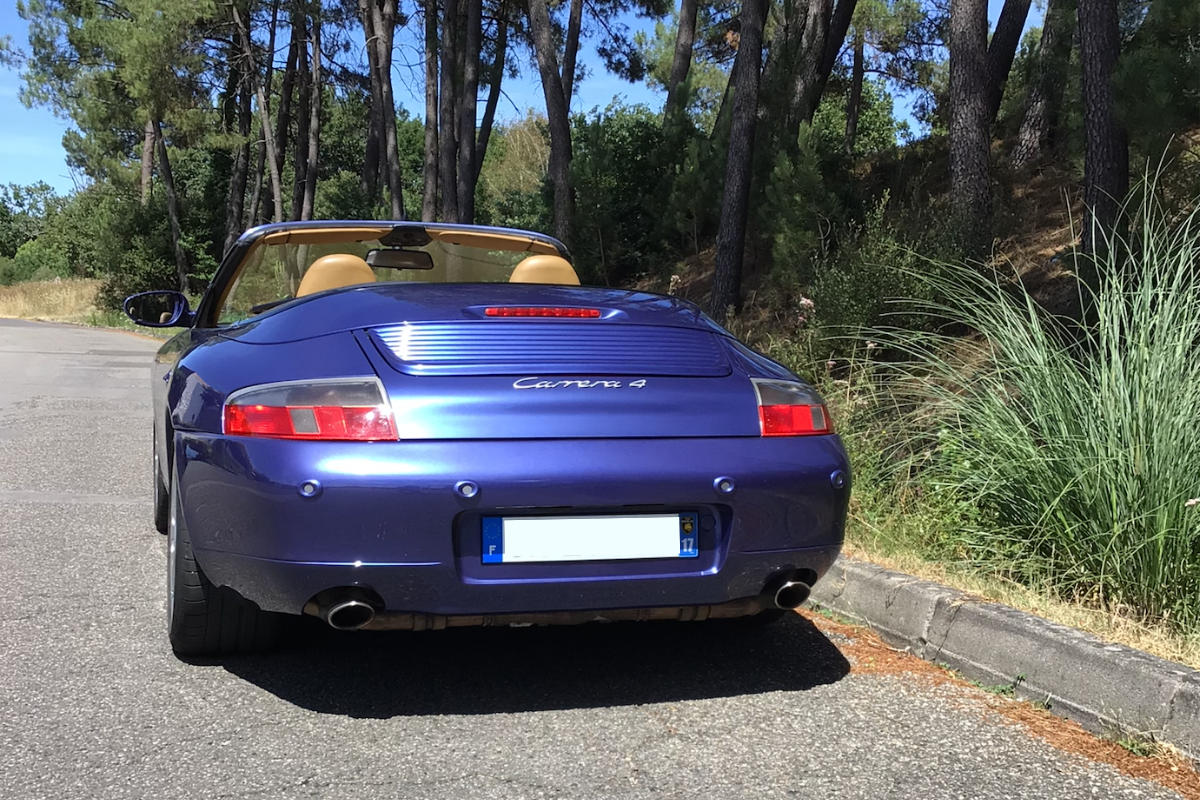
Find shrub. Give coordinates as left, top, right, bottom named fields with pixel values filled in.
left=0, top=238, right=70, bottom=285
left=570, top=103, right=675, bottom=285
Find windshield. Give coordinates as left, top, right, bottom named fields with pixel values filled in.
left=218, top=231, right=551, bottom=326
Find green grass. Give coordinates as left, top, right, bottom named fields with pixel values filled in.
left=861, top=183, right=1200, bottom=635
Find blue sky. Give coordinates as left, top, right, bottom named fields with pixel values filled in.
left=0, top=0, right=1040, bottom=195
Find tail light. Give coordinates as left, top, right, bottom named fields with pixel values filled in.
left=223, top=378, right=397, bottom=441
left=752, top=379, right=832, bottom=436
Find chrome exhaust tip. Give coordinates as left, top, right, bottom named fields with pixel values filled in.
left=773, top=580, right=812, bottom=610
left=325, top=599, right=377, bottom=631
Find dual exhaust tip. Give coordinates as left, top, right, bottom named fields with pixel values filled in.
left=769, top=572, right=815, bottom=610
left=312, top=588, right=382, bottom=631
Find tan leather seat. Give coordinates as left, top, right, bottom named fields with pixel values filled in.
left=296, top=253, right=376, bottom=297
left=508, top=254, right=580, bottom=285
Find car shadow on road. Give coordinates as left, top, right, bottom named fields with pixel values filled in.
left=216, top=612, right=851, bottom=718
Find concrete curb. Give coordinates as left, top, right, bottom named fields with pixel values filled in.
left=808, top=557, right=1200, bottom=760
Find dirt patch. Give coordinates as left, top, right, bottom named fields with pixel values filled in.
left=800, top=608, right=1200, bottom=799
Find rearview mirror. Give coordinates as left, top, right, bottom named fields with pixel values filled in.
left=366, top=248, right=435, bottom=270
left=124, top=291, right=192, bottom=327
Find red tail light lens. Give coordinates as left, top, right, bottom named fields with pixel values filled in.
left=223, top=379, right=397, bottom=441
left=752, top=379, right=832, bottom=437
left=484, top=307, right=601, bottom=318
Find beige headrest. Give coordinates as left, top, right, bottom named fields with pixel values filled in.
left=296, top=253, right=376, bottom=297
left=508, top=254, right=580, bottom=285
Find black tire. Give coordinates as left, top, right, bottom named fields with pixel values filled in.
left=167, top=471, right=282, bottom=655
left=153, top=431, right=169, bottom=534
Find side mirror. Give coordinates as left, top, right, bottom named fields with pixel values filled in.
left=124, top=291, right=193, bottom=327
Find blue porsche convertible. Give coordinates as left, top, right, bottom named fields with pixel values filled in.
left=124, top=221, right=850, bottom=655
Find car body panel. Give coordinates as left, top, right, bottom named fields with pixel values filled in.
left=176, top=432, right=848, bottom=614
left=141, top=221, right=851, bottom=624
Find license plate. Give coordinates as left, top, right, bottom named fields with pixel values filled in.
left=481, top=513, right=700, bottom=564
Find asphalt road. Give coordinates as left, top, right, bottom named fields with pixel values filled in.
left=0, top=318, right=1183, bottom=800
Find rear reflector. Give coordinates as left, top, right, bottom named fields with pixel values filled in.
left=752, top=379, right=832, bottom=437
left=223, top=379, right=397, bottom=441
left=484, top=307, right=601, bottom=318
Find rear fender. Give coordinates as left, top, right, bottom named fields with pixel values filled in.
left=167, top=332, right=377, bottom=433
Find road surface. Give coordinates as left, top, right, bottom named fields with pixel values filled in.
left=0, top=318, right=1182, bottom=799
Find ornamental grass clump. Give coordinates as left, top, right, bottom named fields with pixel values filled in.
left=882, top=187, right=1200, bottom=632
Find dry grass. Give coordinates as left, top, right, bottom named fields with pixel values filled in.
left=0, top=278, right=102, bottom=323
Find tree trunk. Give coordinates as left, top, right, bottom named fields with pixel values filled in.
left=560, top=0, right=583, bottom=107
left=360, top=0, right=383, bottom=205
left=232, top=3, right=284, bottom=224
left=708, top=0, right=767, bottom=319
left=1012, top=0, right=1073, bottom=169
left=291, top=9, right=311, bottom=223
left=273, top=34, right=298, bottom=222
left=224, top=75, right=252, bottom=251
left=1078, top=0, right=1127, bottom=257
left=474, top=4, right=508, bottom=177
left=153, top=120, right=189, bottom=293
left=777, top=0, right=857, bottom=148
left=140, top=119, right=155, bottom=205
left=527, top=0, right=574, bottom=246
left=371, top=0, right=405, bottom=220
left=663, top=0, right=700, bottom=125
left=949, top=0, right=993, bottom=257
left=844, top=30, right=864, bottom=155
left=785, top=0, right=833, bottom=140
left=984, top=0, right=1032, bottom=123
left=247, top=0, right=279, bottom=226
left=301, top=10, right=322, bottom=221
left=439, top=0, right=461, bottom=222
left=819, top=0, right=858, bottom=79
left=457, top=0, right=482, bottom=224
left=422, top=0, right=439, bottom=221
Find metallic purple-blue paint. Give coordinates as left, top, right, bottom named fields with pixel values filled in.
left=150, top=225, right=850, bottom=620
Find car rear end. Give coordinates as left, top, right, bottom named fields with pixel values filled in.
left=176, top=287, right=850, bottom=630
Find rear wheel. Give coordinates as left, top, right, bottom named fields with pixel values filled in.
left=152, top=432, right=169, bottom=534
left=167, top=471, right=282, bottom=655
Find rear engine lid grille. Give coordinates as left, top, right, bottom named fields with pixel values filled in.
left=370, top=322, right=731, bottom=377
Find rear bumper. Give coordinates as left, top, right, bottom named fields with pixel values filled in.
left=176, top=433, right=850, bottom=615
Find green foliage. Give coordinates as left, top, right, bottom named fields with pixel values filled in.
left=396, top=112, right=427, bottom=217
left=0, top=203, right=21, bottom=259
left=1, top=238, right=71, bottom=284
left=475, top=112, right=552, bottom=232
left=1116, top=0, right=1200, bottom=158
left=760, top=122, right=851, bottom=288
left=633, top=17, right=729, bottom=133
left=664, top=133, right=723, bottom=257
left=1, top=182, right=64, bottom=241
left=315, top=170, right=376, bottom=221
left=814, top=77, right=904, bottom=155
left=872, top=181, right=1200, bottom=633
left=570, top=103, right=676, bottom=285
left=807, top=199, right=937, bottom=335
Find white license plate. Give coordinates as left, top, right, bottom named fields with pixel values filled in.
left=481, top=513, right=700, bottom=564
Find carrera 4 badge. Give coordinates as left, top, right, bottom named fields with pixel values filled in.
left=513, top=377, right=649, bottom=390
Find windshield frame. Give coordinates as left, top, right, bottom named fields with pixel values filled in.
left=193, top=221, right=571, bottom=329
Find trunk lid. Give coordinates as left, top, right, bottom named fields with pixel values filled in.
left=350, top=288, right=758, bottom=440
